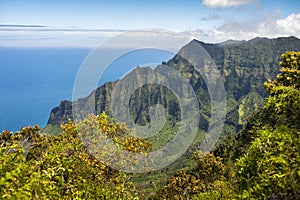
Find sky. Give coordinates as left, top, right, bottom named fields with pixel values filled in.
left=0, top=0, right=300, bottom=47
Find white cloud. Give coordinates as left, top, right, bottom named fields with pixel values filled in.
left=276, top=13, right=300, bottom=36
left=181, top=12, right=300, bottom=43
left=202, top=0, right=259, bottom=8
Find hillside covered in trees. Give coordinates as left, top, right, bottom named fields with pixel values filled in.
left=1, top=43, right=300, bottom=199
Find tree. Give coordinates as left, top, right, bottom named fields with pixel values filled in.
left=156, top=152, right=232, bottom=199
left=235, top=52, right=300, bottom=199
left=263, top=51, right=300, bottom=128
left=235, top=126, right=300, bottom=199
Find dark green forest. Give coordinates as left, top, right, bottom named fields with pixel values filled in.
left=1, top=50, right=300, bottom=199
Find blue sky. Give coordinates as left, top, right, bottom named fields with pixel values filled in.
left=0, top=0, right=299, bottom=47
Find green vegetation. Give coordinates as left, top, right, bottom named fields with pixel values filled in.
left=1, top=51, right=299, bottom=199
left=0, top=113, right=147, bottom=199
left=234, top=51, right=300, bottom=199
left=235, top=126, right=299, bottom=199
left=214, top=51, right=300, bottom=199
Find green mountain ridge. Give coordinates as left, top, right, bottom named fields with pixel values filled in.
left=45, top=36, right=300, bottom=140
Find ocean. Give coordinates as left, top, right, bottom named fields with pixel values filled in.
left=0, top=47, right=173, bottom=132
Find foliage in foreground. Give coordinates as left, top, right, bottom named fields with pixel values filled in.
left=236, top=126, right=300, bottom=199
left=0, top=113, right=149, bottom=199
left=154, top=152, right=236, bottom=199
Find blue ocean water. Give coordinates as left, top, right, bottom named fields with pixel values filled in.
left=0, top=48, right=91, bottom=131
left=0, top=48, right=174, bottom=132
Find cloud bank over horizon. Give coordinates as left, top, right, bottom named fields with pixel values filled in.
left=1, top=11, right=299, bottom=48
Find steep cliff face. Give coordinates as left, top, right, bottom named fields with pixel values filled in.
left=46, top=36, right=300, bottom=136
left=47, top=82, right=115, bottom=126
left=47, top=100, right=73, bottom=125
